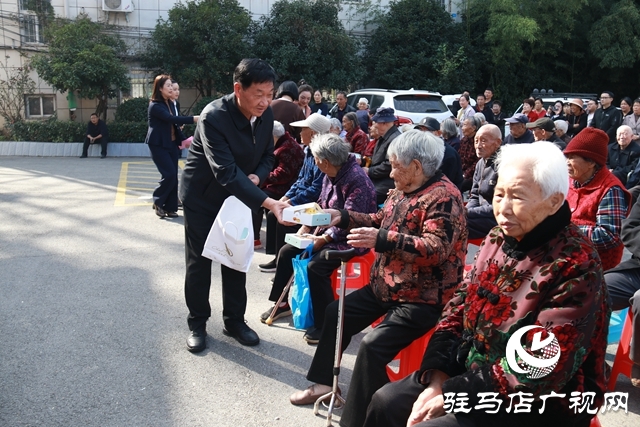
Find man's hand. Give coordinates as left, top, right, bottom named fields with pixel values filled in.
left=280, top=196, right=291, bottom=204
left=407, top=394, right=445, bottom=426
left=296, top=225, right=312, bottom=236
left=263, top=198, right=294, bottom=225
left=193, top=115, right=200, bottom=123
left=324, top=208, right=343, bottom=227
left=346, top=227, right=378, bottom=248
left=248, top=174, right=260, bottom=186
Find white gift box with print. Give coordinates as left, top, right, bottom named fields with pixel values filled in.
left=282, top=202, right=331, bottom=226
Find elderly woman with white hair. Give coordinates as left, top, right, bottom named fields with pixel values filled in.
left=357, top=97, right=371, bottom=133
left=364, top=141, right=609, bottom=427
left=289, top=130, right=467, bottom=427
left=262, top=133, right=377, bottom=343
left=252, top=121, right=305, bottom=247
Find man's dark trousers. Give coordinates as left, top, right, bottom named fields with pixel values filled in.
left=306, top=285, right=442, bottom=427
left=82, top=137, right=108, bottom=157
left=183, top=204, right=247, bottom=331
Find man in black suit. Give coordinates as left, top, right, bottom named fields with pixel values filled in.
left=80, top=113, right=108, bottom=158
left=179, top=59, right=290, bottom=352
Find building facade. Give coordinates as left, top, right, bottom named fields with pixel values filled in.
left=0, top=0, right=461, bottom=128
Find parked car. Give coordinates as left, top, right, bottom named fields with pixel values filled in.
left=346, top=88, right=453, bottom=126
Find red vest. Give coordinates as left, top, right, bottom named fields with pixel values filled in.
left=567, top=168, right=631, bottom=270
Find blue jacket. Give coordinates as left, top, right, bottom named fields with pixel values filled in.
left=284, top=146, right=325, bottom=205
left=145, top=100, right=194, bottom=149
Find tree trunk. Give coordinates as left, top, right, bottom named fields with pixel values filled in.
left=96, top=92, right=108, bottom=121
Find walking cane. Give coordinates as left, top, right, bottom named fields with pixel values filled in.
left=264, top=227, right=321, bottom=326
left=313, top=248, right=356, bottom=426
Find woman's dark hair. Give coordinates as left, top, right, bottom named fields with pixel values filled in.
left=523, top=98, right=535, bottom=108
left=621, top=96, right=633, bottom=107
left=460, top=94, right=470, bottom=102
left=534, top=97, right=543, bottom=105
left=151, top=74, right=172, bottom=102
left=298, top=84, right=313, bottom=96
left=233, top=58, right=277, bottom=90
left=343, top=112, right=359, bottom=131
left=276, top=81, right=299, bottom=100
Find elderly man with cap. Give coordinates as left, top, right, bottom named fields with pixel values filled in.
left=258, top=113, right=330, bottom=272
left=566, top=127, right=631, bottom=271
left=414, top=117, right=463, bottom=189
left=502, top=113, right=534, bottom=145
left=466, top=124, right=502, bottom=239
left=365, top=107, right=402, bottom=205
left=527, top=117, right=566, bottom=150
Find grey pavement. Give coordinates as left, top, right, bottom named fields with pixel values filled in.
left=0, top=157, right=638, bottom=427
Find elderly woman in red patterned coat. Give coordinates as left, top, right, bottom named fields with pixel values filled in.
left=289, top=130, right=467, bottom=427
left=343, top=111, right=370, bottom=158
left=565, top=127, right=631, bottom=271
left=364, top=141, right=610, bottom=427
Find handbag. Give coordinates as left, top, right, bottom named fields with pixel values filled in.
left=201, top=196, right=254, bottom=272
left=291, top=244, right=315, bottom=330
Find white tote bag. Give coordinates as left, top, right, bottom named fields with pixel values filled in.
left=201, top=196, right=254, bottom=273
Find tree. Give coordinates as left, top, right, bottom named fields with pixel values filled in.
left=362, top=0, right=474, bottom=92
left=589, top=0, right=640, bottom=69
left=31, top=16, right=130, bottom=119
left=142, top=0, right=252, bottom=97
left=0, top=60, right=36, bottom=124
left=251, top=0, right=362, bottom=90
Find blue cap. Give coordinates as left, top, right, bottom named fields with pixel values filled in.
left=371, top=107, right=396, bottom=123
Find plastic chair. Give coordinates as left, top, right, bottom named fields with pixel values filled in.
left=467, top=237, right=484, bottom=247
left=330, top=250, right=376, bottom=299
left=386, top=327, right=435, bottom=381
left=607, top=308, right=634, bottom=391
left=590, top=416, right=602, bottom=427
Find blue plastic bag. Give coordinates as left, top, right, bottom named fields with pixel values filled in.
left=291, top=244, right=315, bottom=330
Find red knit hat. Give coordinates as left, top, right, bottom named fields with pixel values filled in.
left=563, top=127, right=608, bottom=166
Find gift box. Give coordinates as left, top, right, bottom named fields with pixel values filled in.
left=284, top=233, right=315, bottom=249
left=282, top=203, right=331, bottom=226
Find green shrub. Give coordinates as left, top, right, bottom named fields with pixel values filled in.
left=192, top=96, right=217, bottom=115
left=115, top=97, right=149, bottom=122
left=9, top=117, right=86, bottom=142
left=108, top=121, right=148, bottom=142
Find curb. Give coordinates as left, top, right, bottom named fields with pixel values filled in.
left=0, top=141, right=190, bottom=158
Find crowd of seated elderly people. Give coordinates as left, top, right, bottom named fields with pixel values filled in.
left=244, top=88, right=640, bottom=427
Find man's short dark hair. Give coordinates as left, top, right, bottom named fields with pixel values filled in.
left=90, top=113, right=98, bottom=117
left=336, top=91, right=348, bottom=98
left=485, top=87, right=493, bottom=92
left=233, top=58, right=277, bottom=90
left=602, top=91, right=615, bottom=99
left=493, top=100, right=502, bottom=107
left=477, top=94, right=485, bottom=100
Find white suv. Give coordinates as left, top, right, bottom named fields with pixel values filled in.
left=346, top=89, right=454, bottom=125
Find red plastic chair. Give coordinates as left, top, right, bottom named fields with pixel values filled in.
left=330, top=250, right=376, bottom=299
left=386, top=327, right=435, bottom=381
left=590, top=416, right=602, bottom=427
left=467, top=237, right=484, bottom=247
left=607, top=308, right=634, bottom=391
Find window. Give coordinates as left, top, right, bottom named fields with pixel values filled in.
left=20, top=14, right=44, bottom=44
left=393, top=95, right=449, bottom=114
left=26, top=95, right=55, bottom=118
left=130, top=78, right=151, bottom=99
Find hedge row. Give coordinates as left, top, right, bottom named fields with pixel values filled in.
left=8, top=118, right=195, bottom=142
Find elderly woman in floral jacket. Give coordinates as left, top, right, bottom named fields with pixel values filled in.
left=365, top=142, right=609, bottom=427
left=289, top=130, right=467, bottom=427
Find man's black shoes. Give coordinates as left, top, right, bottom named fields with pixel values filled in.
left=223, top=321, right=260, bottom=346
left=186, top=328, right=207, bottom=353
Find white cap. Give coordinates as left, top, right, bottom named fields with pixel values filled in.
left=290, top=113, right=331, bottom=134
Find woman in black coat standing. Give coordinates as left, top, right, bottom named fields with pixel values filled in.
left=145, top=75, right=198, bottom=218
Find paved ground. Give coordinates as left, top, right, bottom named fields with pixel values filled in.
left=0, top=157, right=638, bottom=427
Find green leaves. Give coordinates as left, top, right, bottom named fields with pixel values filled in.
left=251, top=0, right=362, bottom=90
left=31, top=16, right=130, bottom=119
left=142, top=0, right=252, bottom=97
left=589, top=0, right=640, bottom=68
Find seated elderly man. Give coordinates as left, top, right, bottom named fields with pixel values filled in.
left=289, top=130, right=467, bottom=427
left=466, top=124, right=501, bottom=239
left=364, top=107, right=402, bottom=205
left=607, top=125, right=640, bottom=186
left=364, top=141, right=609, bottom=427
left=527, top=117, right=566, bottom=150
left=605, top=195, right=640, bottom=388
left=503, top=113, right=534, bottom=145
left=565, top=127, right=631, bottom=271
left=262, top=133, right=377, bottom=344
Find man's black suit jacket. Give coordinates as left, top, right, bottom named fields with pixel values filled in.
left=179, top=93, right=275, bottom=215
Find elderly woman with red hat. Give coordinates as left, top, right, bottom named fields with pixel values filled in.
left=565, top=127, right=631, bottom=270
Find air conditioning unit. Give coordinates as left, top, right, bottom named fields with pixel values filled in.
left=102, top=0, right=134, bottom=12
